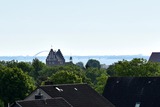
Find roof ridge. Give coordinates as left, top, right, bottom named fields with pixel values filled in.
left=53, top=97, right=73, bottom=107
left=17, top=97, right=67, bottom=102
left=40, top=83, right=88, bottom=87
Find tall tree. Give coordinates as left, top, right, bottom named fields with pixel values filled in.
left=95, top=74, right=108, bottom=94
left=31, top=58, right=45, bottom=79
left=76, top=62, right=85, bottom=69
left=0, top=99, right=4, bottom=107
left=0, top=66, right=35, bottom=106
left=85, top=59, right=101, bottom=69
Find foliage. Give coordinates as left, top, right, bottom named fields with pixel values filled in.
left=31, top=58, right=45, bottom=80
left=95, top=74, right=108, bottom=94
left=17, top=62, right=33, bottom=73
left=0, top=66, right=35, bottom=106
left=85, top=59, right=101, bottom=69
left=0, top=60, right=18, bottom=68
left=39, top=64, right=85, bottom=82
left=49, top=70, right=82, bottom=84
left=85, top=68, right=106, bottom=83
left=85, top=68, right=108, bottom=93
left=0, top=99, right=4, bottom=107
left=76, top=62, right=85, bottom=69
left=1, top=57, right=160, bottom=103
left=0, top=60, right=33, bottom=74
left=46, top=64, right=91, bottom=85
left=107, top=58, right=160, bottom=77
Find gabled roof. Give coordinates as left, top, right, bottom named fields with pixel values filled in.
left=40, top=84, right=114, bottom=107
left=56, top=49, right=65, bottom=61
left=148, top=52, right=160, bottom=62
left=103, top=77, right=160, bottom=107
left=46, top=49, right=58, bottom=61
left=14, top=98, right=72, bottom=107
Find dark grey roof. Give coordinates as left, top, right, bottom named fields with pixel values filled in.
left=14, top=98, right=72, bottom=107
left=103, top=77, right=160, bottom=107
left=46, top=48, right=65, bottom=66
left=46, top=49, right=58, bottom=60
left=40, top=84, right=114, bottom=107
left=148, top=52, right=160, bottom=62
left=57, top=49, right=65, bottom=61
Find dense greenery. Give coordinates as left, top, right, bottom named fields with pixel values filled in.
left=0, top=65, right=35, bottom=106
left=1, top=57, right=160, bottom=106
left=107, top=58, right=160, bottom=77
left=0, top=99, right=4, bottom=107
left=85, top=59, right=101, bottom=69
left=49, top=70, right=82, bottom=84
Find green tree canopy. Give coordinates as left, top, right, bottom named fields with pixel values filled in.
left=85, top=68, right=106, bottom=83
left=31, top=58, right=45, bottom=80
left=17, top=61, right=33, bottom=73
left=0, top=99, right=4, bottom=107
left=0, top=60, right=18, bottom=68
left=85, top=68, right=108, bottom=93
left=76, top=62, right=84, bottom=69
left=95, top=74, right=108, bottom=94
left=49, top=70, right=82, bottom=84
left=0, top=66, right=35, bottom=106
left=107, top=58, right=160, bottom=77
left=85, top=59, right=101, bottom=69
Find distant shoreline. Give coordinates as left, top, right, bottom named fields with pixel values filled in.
left=0, top=55, right=149, bottom=65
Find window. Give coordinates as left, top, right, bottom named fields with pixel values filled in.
left=135, top=102, right=141, bottom=107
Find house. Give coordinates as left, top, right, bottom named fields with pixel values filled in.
left=11, top=98, right=72, bottom=107
left=46, top=48, right=65, bottom=66
left=103, top=77, right=160, bottom=107
left=23, top=84, right=114, bottom=107
left=148, top=52, right=160, bottom=62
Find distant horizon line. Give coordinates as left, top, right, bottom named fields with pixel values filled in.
left=0, top=54, right=150, bottom=57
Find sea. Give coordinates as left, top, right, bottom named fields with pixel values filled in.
left=0, top=55, right=149, bottom=65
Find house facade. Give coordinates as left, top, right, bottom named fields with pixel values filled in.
left=46, top=49, right=65, bottom=66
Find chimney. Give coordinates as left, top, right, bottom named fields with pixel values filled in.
left=35, top=89, right=43, bottom=99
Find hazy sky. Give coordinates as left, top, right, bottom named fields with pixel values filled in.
left=0, top=0, right=160, bottom=56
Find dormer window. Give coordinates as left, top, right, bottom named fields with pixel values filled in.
left=135, top=102, right=141, bottom=107
left=35, top=89, right=43, bottom=99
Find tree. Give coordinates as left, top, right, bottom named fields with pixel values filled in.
left=17, top=61, right=33, bottom=73
left=76, top=62, right=84, bottom=69
left=49, top=70, right=82, bottom=84
left=31, top=58, right=45, bottom=79
left=85, top=68, right=108, bottom=94
left=107, top=58, right=160, bottom=77
left=0, top=66, right=35, bottom=106
left=85, top=59, right=101, bottom=69
left=0, top=60, right=18, bottom=68
left=95, top=74, right=108, bottom=94
left=0, top=99, right=4, bottom=107
left=85, top=68, right=106, bottom=83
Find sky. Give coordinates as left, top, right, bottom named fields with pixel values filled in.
left=0, top=0, right=160, bottom=56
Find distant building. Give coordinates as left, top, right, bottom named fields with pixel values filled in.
left=103, top=77, right=160, bottom=107
left=148, top=52, right=160, bottom=62
left=46, top=49, right=65, bottom=66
